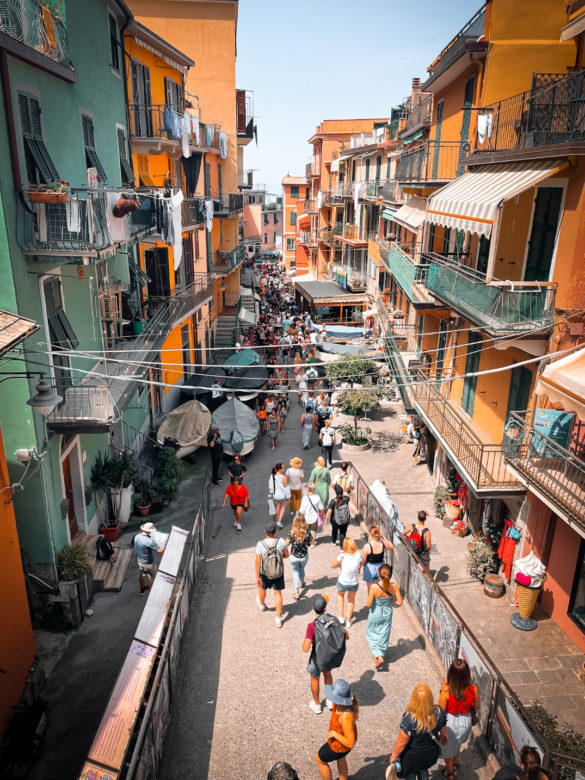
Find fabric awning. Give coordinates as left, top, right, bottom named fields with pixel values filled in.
left=239, top=307, right=257, bottom=326
left=297, top=212, right=310, bottom=224
left=426, top=159, right=568, bottom=239
left=381, top=208, right=396, bottom=221
left=362, top=308, right=377, bottom=319
left=561, top=15, right=585, bottom=41
left=403, top=129, right=424, bottom=145
left=536, top=347, right=585, bottom=419
left=392, top=196, right=428, bottom=233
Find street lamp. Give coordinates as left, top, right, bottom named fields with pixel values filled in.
left=0, top=371, right=62, bottom=416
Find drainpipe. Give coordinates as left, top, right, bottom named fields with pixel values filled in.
left=1, top=48, right=23, bottom=193
left=118, top=6, right=134, bottom=182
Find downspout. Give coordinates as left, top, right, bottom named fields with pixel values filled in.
left=118, top=6, right=133, bottom=182
left=1, top=48, right=23, bottom=193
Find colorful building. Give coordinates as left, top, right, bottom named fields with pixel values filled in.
left=281, top=175, right=308, bottom=274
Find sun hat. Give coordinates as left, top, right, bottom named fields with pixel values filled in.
left=265, top=522, right=277, bottom=535
left=324, top=679, right=353, bottom=707
left=312, top=594, right=329, bottom=614
left=290, top=457, right=302, bottom=468
left=140, top=522, right=155, bottom=533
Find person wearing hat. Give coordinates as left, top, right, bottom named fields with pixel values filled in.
left=315, top=678, right=359, bottom=780
left=255, top=522, right=289, bottom=628
left=286, top=457, right=304, bottom=514
left=134, top=522, right=165, bottom=595
left=303, top=595, right=349, bottom=715
left=207, top=425, right=224, bottom=485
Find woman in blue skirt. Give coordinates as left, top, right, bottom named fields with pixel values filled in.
left=365, top=564, right=402, bottom=669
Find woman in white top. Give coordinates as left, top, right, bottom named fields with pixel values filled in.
left=330, top=537, right=362, bottom=628
left=268, top=462, right=289, bottom=528
left=299, top=483, right=323, bottom=545
left=286, top=457, right=304, bottom=514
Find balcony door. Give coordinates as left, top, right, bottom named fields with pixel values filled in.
left=523, top=186, right=563, bottom=281
left=144, top=248, right=170, bottom=299
left=435, top=319, right=448, bottom=390
left=461, top=332, right=482, bottom=416
left=130, top=60, right=152, bottom=136
left=506, top=364, right=532, bottom=415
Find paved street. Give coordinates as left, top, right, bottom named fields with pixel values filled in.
left=159, top=397, right=492, bottom=780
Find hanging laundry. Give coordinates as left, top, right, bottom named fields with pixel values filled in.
left=317, top=190, right=323, bottom=210
left=171, top=190, right=184, bottom=270
left=353, top=182, right=361, bottom=214
left=182, top=113, right=192, bottom=158
left=477, top=112, right=493, bottom=144
left=163, top=106, right=182, bottom=140
left=181, top=152, right=202, bottom=197
left=498, top=519, right=520, bottom=581
left=105, top=192, right=130, bottom=242
left=206, top=125, right=213, bottom=147
left=191, top=114, right=200, bottom=146
left=65, top=199, right=81, bottom=233
left=219, top=131, right=228, bottom=159
left=205, top=199, right=214, bottom=231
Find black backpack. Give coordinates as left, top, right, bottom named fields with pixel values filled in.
left=314, top=614, right=346, bottom=671
left=334, top=500, right=351, bottom=526
left=96, top=535, right=115, bottom=561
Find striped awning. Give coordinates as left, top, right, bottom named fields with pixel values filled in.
left=392, top=196, right=427, bottom=233
left=426, top=159, right=568, bottom=239
left=381, top=208, right=396, bottom=221
left=536, top=347, right=585, bottom=420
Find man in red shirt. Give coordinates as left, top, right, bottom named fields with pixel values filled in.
left=222, top=478, right=249, bottom=531
left=303, top=594, right=349, bottom=715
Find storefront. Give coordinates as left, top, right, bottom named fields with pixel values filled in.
left=293, top=280, right=368, bottom=325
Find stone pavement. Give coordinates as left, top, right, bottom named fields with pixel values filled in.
left=333, top=399, right=585, bottom=736
left=159, top=398, right=492, bottom=780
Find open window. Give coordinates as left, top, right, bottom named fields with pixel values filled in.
left=18, top=92, right=59, bottom=184
left=82, top=114, right=107, bottom=182
left=117, top=127, right=135, bottom=186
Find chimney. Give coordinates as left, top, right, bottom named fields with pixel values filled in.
left=412, top=77, right=421, bottom=94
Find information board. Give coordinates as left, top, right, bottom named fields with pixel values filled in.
left=428, top=590, right=460, bottom=673
left=134, top=573, right=175, bottom=648
left=407, top=562, right=432, bottom=635
left=159, top=526, right=189, bottom=577
left=490, top=687, right=545, bottom=767
left=79, top=762, right=118, bottom=780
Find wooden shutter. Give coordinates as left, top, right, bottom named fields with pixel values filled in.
left=457, top=76, right=475, bottom=175
left=217, top=162, right=222, bottom=198
left=506, top=365, right=532, bottom=415
left=432, top=99, right=444, bottom=179
left=19, top=93, right=59, bottom=182
left=462, top=332, right=482, bottom=416
left=117, top=127, right=135, bottom=185
left=524, top=187, right=563, bottom=281
left=82, top=115, right=107, bottom=182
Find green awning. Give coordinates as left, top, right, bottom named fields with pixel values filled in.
left=223, top=347, right=260, bottom=368
left=382, top=208, right=396, bottom=221
left=403, top=129, right=424, bottom=145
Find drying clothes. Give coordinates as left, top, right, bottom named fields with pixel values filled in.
left=498, top=519, right=519, bottom=582
left=477, top=113, right=493, bottom=144
left=191, top=114, right=200, bottom=146
left=181, top=153, right=202, bottom=197
left=353, top=181, right=361, bottom=214
left=206, top=125, right=213, bottom=147
left=219, top=131, right=228, bottom=159
left=171, top=190, right=184, bottom=270
left=66, top=199, right=81, bottom=233
left=182, top=113, right=192, bottom=158
left=205, top=199, right=214, bottom=231
left=317, top=190, right=323, bottom=210
left=105, top=192, right=130, bottom=242
left=163, top=106, right=182, bottom=140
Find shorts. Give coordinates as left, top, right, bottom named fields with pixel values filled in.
left=362, top=561, right=383, bottom=582
left=260, top=573, right=285, bottom=591
left=306, top=650, right=320, bottom=676
left=230, top=503, right=245, bottom=509
left=138, top=562, right=155, bottom=576
left=317, top=742, right=352, bottom=764
left=337, top=580, right=359, bottom=593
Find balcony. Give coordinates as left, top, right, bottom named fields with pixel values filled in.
left=402, top=93, right=433, bottom=137
left=300, top=230, right=318, bottom=248
left=214, top=193, right=244, bottom=218
left=0, top=0, right=73, bottom=72
left=169, top=273, right=213, bottom=325
left=468, top=70, right=585, bottom=163
left=304, top=199, right=318, bottom=213
left=319, top=224, right=342, bottom=245
left=504, top=411, right=585, bottom=532
left=236, top=89, right=254, bottom=146
left=423, top=5, right=487, bottom=90
left=380, top=180, right=403, bottom=203
left=182, top=197, right=206, bottom=230
left=213, top=245, right=245, bottom=274
left=306, top=161, right=321, bottom=178
left=395, top=141, right=466, bottom=183
left=379, top=311, right=416, bottom=413
left=412, top=367, right=522, bottom=493
left=343, top=224, right=359, bottom=240
left=361, top=181, right=383, bottom=200
left=384, top=242, right=433, bottom=305
left=129, top=105, right=220, bottom=156
left=423, top=253, right=557, bottom=334
left=333, top=181, right=353, bottom=199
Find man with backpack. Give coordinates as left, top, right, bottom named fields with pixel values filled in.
left=402, top=510, right=431, bottom=571
left=326, top=485, right=352, bottom=546
left=302, top=594, right=349, bottom=714
left=255, top=522, right=289, bottom=627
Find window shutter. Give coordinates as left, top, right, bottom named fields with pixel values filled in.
left=19, top=93, right=59, bottom=182
left=462, top=332, right=482, bottom=415
left=524, top=187, right=563, bottom=281
left=82, top=115, right=107, bottom=182
left=19, top=93, right=32, bottom=135
left=117, top=127, right=135, bottom=186
left=432, top=99, right=444, bottom=179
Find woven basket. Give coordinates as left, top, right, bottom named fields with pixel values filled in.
left=516, top=584, right=541, bottom=618
left=445, top=504, right=461, bottom=519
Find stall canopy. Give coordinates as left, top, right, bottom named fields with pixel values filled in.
left=238, top=307, right=257, bottom=326
left=223, top=347, right=259, bottom=369
left=392, top=196, right=427, bottom=233
left=426, top=159, right=568, bottom=239
left=535, top=347, right=585, bottom=420
left=156, top=400, right=211, bottom=448
left=294, top=280, right=368, bottom=306
left=381, top=208, right=396, bottom=221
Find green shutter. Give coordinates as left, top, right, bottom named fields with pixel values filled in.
left=432, top=100, right=444, bottom=179
left=117, top=127, right=135, bottom=186
left=290, top=186, right=299, bottom=198
left=524, top=187, right=563, bottom=281
left=462, top=332, right=482, bottom=416
left=19, top=93, right=59, bottom=183
left=82, top=115, right=107, bottom=182
left=290, top=211, right=296, bottom=226
left=506, top=365, right=532, bottom=415
left=457, top=76, right=475, bottom=175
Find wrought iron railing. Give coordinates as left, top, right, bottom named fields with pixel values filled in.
left=412, top=367, right=521, bottom=490
left=342, top=224, right=360, bottom=240
left=504, top=411, right=585, bottom=532
left=395, top=141, right=466, bottom=182
left=423, top=4, right=486, bottom=88
left=214, top=193, right=244, bottom=216
left=304, top=199, right=318, bottom=213
left=380, top=180, right=403, bottom=203
left=0, top=0, right=72, bottom=68
left=236, top=89, right=254, bottom=138
left=168, top=274, right=213, bottom=325
left=213, top=244, right=245, bottom=273
left=128, top=105, right=220, bottom=151
left=423, top=252, right=557, bottom=333
left=332, top=181, right=353, bottom=198
left=46, top=383, right=115, bottom=430
left=471, top=69, right=585, bottom=156
left=403, top=93, right=433, bottom=134
left=181, top=197, right=205, bottom=229
left=387, top=243, right=429, bottom=302
left=306, top=161, right=321, bottom=177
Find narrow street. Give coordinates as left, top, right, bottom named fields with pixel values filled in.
left=159, top=397, right=492, bottom=780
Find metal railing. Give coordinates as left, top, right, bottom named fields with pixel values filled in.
left=423, top=4, right=486, bottom=88
left=300, top=230, right=318, bottom=247
left=181, top=197, right=205, bottom=229
left=412, top=366, right=521, bottom=490
left=379, top=314, right=416, bottom=412
left=214, top=192, right=244, bottom=216
left=387, top=243, right=430, bottom=303
left=128, top=105, right=220, bottom=151
left=306, top=161, right=321, bottom=177
left=342, top=224, right=360, bottom=240
left=380, top=180, right=404, bottom=203
left=304, top=199, right=318, bottom=213
left=46, top=383, right=115, bottom=430
left=213, top=244, right=245, bottom=273
left=236, top=89, right=254, bottom=138
left=471, top=70, right=585, bottom=156
left=395, top=140, right=466, bottom=182
left=504, top=411, right=585, bottom=532
left=403, top=93, right=433, bottom=134
left=169, top=274, right=213, bottom=325
left=332, top=181, right=353, bottom=198
left=0, top=0, right=72, bottom=68
left=423, top=252, right=557, bottom=333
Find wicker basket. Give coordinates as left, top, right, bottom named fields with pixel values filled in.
left=516, top=584, right=541, bottom=618
left=445, top=504, right=461, bottom=519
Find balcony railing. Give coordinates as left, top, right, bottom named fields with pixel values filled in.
left=214, top=192, right=244, bottom=217
left=300, top=230, right=318, bottom=247
left=333, top=181, right=353, bottom=198
left=0, top=0, right=72, bottom=68
left=168, top=273, right=213, bottom=325
left=319, top=224, right=343, bottom=244
left=423, top=253, right=557, bottom=333
left=306, top=161, right=321, bottom=178
left=380, top=313, right=415, bottom=412
left=343, top=224, right=360, bottom=240
left=213, top=245, right=245, bottom=273
left=504, top=411, right=585, bottom=530
left=304, top=199, right=318, bottom=213
left=236, top=89, right=254, bottom=140
left=412, top=368, right=521, bottom=491
left=395, top=141, right=466, bottom=182
left=181, top=197, right=206, bottom=229
left=361, top=181, right=383, bottom=199
left=423, top=5, right=487, bottom=89
left=128, top=104, right=220, bottom=152
left=403, top=93, right=433, bottom=135
left=386, top=243, right=430, bottom=304
left=470, top=70, right=585, bottom=158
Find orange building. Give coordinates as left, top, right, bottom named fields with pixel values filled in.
left=281, top=176, right=308, bottom=274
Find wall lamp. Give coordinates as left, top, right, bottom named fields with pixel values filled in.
left=0, top=372, right=62, bottom=416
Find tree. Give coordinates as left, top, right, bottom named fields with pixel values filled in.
left=326, top=354, right=377, bottom=387
left=337, top=388, right=385, bottom=435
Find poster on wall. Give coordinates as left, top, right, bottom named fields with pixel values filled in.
left=489, top=687, right=545, bottom=767
left=428, top=590, right=460, bottom=673
left=407, top=562, right=432, bottom=635
left=459, top=632, right=494, bottom=736
left=392, top=534, right=410, bottom=595
left=150, top=658, right=171, bottom=766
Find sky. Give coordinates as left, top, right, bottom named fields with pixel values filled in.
left=236, top=0, right=478, bottom=196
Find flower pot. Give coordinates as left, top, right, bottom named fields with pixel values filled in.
left=136, top=503, right=151, bottom=517
left=110, top=484, right=134, bottom=524
left=445, top=504, right=461, bottom=519
left=99, top=521, right=120, bottom=542
left=27, top=190, right=67, bottom=204
left=341, top=441, right=371, bottom=453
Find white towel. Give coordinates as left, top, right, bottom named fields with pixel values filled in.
left=317, top=190, right=323, bottom=209
left=66, top=199, right=80, bottom=233
left=182, top=113, right=192, bottom=159
left=219, top=131, right=228, bottom=159
left=477, top=112, right=493, bottom=144
left=353, top=182, right=361, bottom=214
left=191, top=114, right=200, bottom=145
left=205, top=199, right=214, bottom=232
left=172, top=190, right=184, bottom=270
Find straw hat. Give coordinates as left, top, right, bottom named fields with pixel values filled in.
left=290, top=457, right=302, bottom=468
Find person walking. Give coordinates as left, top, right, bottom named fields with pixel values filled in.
left=300, top=483, right=324, bottom=545
left=362, top=526, right=394, bottom=593
left=278, top=398, right=288, bottom=432
left=257, top=401, right=268, bottom=436
left=332, top=462, right=354, bottom=499
left=492, top=746, right=542, bottom=780
left=301, top=405, right=317, bottom=450
left=207, top=425, right=223, bottom=485
left=303, top=595, right=348, bottom=715
left=227, top=453, right=246, bottom=482
left=326, top=485, right=351, bottom=547
left=366, top=563, right=403, bottom=669
left=388, top=683, right=448, bottom=780
left=268, top=463, right=289, bottom=528
left=221, top=477, right=249, bottom=532
left=255, top=522, right=289, bottom=628
left=438, top=659, right=480, bottom=779
left=286, top=512, right=313, bottom=600
left=320, top=417, right=337, bottom=467
left=308, top=455, right=331, bottom=510
left=315, top=678, right=359, bottom=780
left=330, top=537, right=362, bottom=628
left=268, top=408, right=279, bottom=450
left=134, top=521, right=165, bottom=595
left=402, top=511, right=432, bottom=571
left=286, top=457, right=304, bottom=513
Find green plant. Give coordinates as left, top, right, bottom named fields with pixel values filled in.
left=527, top=703, right=585, bottom=780
left=433, top=486, right=450, bottom=518
left=466, top=538, right=498, bottom=582
left=446, top=466, right=460, bottom=494
left=90, top=451, right=114, bottom=493
left=108, top=449, right=139, bottom=489
left=336, top=389, right=385, bottom=436
left=326, top=354, right=378, bottom=387
left=337, top=423, right=371, bottom=447
left=134, top=477, right=152, bottom=505
left=156, top=445, right=184, bottom=498
left=56, top=543, right=91, bottom=579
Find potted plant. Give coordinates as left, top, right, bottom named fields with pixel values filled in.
left=335, top=389, right=384, bottom=452
left=326, top=354, right=378, bottom=388
left=90, top=451, right=114, bottom=533
left=337, top=422, right=372, bottom=450
left=26, top=180, right=70, bottom=204
left=57, top=543, right=91, bottom=581
left=446, top=466, right=460, bottom=500
left=108, top=449, right=139, bottom=525
left=433, top=486, right=450, bottom=519
left=466, top=537, right=498, bottom=582
left=134, top=478, right=152, bottom=517
left=156, top=445, right=184, bottom=502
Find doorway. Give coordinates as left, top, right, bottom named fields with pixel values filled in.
left=60, top=437, right=87, bottom=540
left=523, top=186, right=563, bottom=281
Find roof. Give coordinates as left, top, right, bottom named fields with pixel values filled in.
left=294, top=281, right=369, bottom=305
left=127, top=20, right=195, bottom=69
left=282, top=176, right=308, bottom=185
left=0, top=311, right=39, bottom=357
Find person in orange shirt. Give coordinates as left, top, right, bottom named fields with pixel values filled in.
left=257, top=402, right=267, bottom=435
left=315, top=678, right=358, bottom=780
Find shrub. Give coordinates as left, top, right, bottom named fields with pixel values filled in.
left=326, top=354, right=378, bottom=387
left=156, top=445, right=184, bottom=498
left=57, top=543, right=91, bottom=579
left=433, top=486, right=450, bottom=518
left=337, top=423, right=371, bottom=447
left=527, top=703, right=585, bottom=780
left=466, top=538, right=498, bottom=582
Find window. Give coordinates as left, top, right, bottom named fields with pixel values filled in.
left=273, top=212, right=278, bottom=225
left=164, top=77, right=182, bottom=113
left=365, top=159, right=370, bottom=181
left=136, top=154, right=154, bottom=187
left=432, top=99, right=444, bottom=179
left=305, top=187, right=310, bottom=200
left=286, top=238, right=295, bottom=251
left=461, top=332, right=482, bottom=416
left=569, top=539, right=585, bottom=634
left=109, top=13, right=120, bottom=71
left=181, top=324, right=191, bottom=373
left=117, top=127, right=134, bottom=186
left=290, top=210, right=296, bottom=226
left=43, top=276, right=78, bottom=391
left=290, top=186, right=299, bottom=198
left=442, top=226, right=451, bottom=256
left=18, top=92, right=59, bottom=184
left=264, top=233, right=268, bottom=244
left=264, top=213, right=269, bottom=225
left=427, top=223, right=436, bottom=253
left=375, top=155, right=382, bottom=182
left=82, top=115, right=107, bottom=181
left=204, top=162, right=211, bottom=197
left=130, top=60, right=152, bottom=136
left=386, top=156, right=391, bottom=180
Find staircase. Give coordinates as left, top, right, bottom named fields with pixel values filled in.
left=214, top=312, right=238, bottom=363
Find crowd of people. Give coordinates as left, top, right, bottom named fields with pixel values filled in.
left=211, top=260, right=547, bottom=780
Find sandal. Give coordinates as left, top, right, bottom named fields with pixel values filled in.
left=293, top=592, right=300, bottom=600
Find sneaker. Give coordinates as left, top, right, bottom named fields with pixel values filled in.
left=233, top=520, right=237, bottom=527
left=276, top=521, right=283, bottom=528
left=256, top=596, right=266, bottom=611
left=326, top=698, right=333, bottom=710
left=236, top=523, right=242, bottom=531
left=275, top=616, right=282, bottom=628
left=309, top=700, right=322, bottom=714
left=139, top=586, right=149, bottom=596
left=346, top=620, right=351, bottom=629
